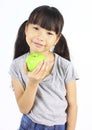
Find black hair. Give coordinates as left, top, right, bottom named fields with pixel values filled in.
left=13, top=5, right=70, bottom=61
left=13, top=20, right=29, bottom=59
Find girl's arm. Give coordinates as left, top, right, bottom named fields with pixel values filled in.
left=12, top=78, right=38, bottom=114
left=65, top=80, right=78, bottom=130
left=11, top=61, right=50, bottom=114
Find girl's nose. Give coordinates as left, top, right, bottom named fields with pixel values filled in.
left=37, top=31, right=46, bottom=41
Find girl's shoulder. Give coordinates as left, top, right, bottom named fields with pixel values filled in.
left=9, top=53, right=29, bottom=82
left=12, top=53, right=29, bottom=64
left=55, top=53, right=79, bottom=82
left=10, top=53, right=29, bottom=70
left=55, top=53, right=71, bottom=69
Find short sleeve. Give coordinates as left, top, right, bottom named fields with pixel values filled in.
left=9, top=60, right=19, bottom=80
left=64, top=62, right=79, bottom=83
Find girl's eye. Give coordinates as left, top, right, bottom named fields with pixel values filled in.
left=33, top=27, right=39, bottom=30
left=47, top=32, right=53, bottom=35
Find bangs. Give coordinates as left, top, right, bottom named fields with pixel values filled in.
left=28, top=6, right=63, bottom=35
left=31, top=13, right=56, bottom=31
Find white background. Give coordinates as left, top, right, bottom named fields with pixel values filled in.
left=0, top=0, right=92, bottom=130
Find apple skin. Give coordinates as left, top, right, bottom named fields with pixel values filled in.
left=26, top=53, right=46, bottom=71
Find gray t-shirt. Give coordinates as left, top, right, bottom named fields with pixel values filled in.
left=9, top=53, right=78, bottom=126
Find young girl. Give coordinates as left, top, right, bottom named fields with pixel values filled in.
left=9, top=5, right=78, bottom=130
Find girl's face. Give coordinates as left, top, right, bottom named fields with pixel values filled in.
left=25, top=24, right=59, bottom=54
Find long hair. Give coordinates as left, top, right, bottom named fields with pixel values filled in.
left=13, top=20, right=29, bottom=59
left=54, top=35, right=70, bottom=60
left=13, top=5, right=70, bottom=61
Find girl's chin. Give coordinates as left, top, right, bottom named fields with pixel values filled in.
left=30, top=49, right=44, bottom=53
left=30, top=47, right=45, bottom=53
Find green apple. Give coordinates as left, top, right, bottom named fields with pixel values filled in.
left=26, top=52, right=46, bottom=71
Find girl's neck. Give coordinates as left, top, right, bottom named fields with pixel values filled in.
left=43, top=51, right=55, bottom=63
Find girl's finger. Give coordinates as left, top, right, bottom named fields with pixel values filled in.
left=32, top=61, right=44, bottom=73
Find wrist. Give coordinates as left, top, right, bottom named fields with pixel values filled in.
left=27, top=79, right=39, bottom=87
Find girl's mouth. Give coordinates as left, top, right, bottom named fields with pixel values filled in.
left=33, top=42, right=45, bottom=47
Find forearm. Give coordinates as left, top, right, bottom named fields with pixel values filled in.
left=66, top=104, right=78, bottom=130
left=18, top=81, right=38, bottom=114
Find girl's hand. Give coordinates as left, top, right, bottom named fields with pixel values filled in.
left=24, top=61, right=49, bottom=84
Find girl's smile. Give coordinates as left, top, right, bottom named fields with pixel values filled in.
left=32, top=41, right=45, bottom=48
